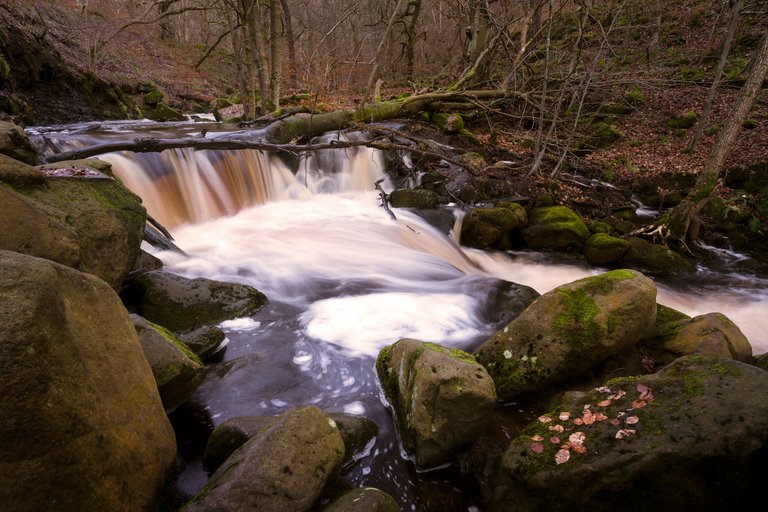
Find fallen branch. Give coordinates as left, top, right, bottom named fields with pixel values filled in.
left=375, top=178, right=396, bottom=220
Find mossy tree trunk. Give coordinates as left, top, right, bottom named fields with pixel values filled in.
left=665, top=31, right=768, bottom=241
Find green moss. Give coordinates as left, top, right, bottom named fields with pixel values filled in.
left=147, top=319, right=203, bottom=366
left=155, top=361, right=185, bottom=387
left=581, top=122, right=623, bottom=150
left=423, top=342, right=478, bottom=365
left=666, top=110, right=697, bottom=129
left=552, top=289, right=600, bottom=351
left=0, top=54, right=10, bottom=80
left=656, top=304, right=691, bottom=325
left=742, top=118, right=757, bottom=130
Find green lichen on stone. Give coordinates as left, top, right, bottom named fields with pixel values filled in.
left=656, top=304, right=690, bottom=325
left=147, top=319, right=203, bottom=366
left=144, top=89, right=164, bottom=106
left=423, top=342, right=478, bottom=365
left=552, top=289, right=600, bottom=352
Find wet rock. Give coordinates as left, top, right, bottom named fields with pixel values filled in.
left=584, top=233, right=631, bottom=265
left=389, top=188, right=439, bottom=209
left=178, top=324, right=226, bottom=361
left=461, top=203, right=527, bottom=249
left=488, top=355, right=768, bottom=511
left=132, top=249, right=164, bottom=273
left=0, top=152, right=44, bottom=186
left=0, top=251, right=175, bottom=512
left=185, top=406, right=345, bottom=512
left=320, top=487, right=399, bottom=512
left=643, top=312, right=753, bottom=365
left=376, top=338, right=497, bottom=468
left=152, top=102, right=185, bottom=121
left=431, top=112, right=464, bottom=134
left=328, top=413, right=379, bottom=466
left=480, top=279, right=540, bottom=326
left=522, top=206, right=591, bottom=251
left=203, top=415, right=276, bottom=473
left=0, top=120, right=38, bottom=164
left=131, top=314, right=204, bottom=412
left=124, top=270, right=267, bottom=332
left=475, top=270, right=657, bottom=401
left=620, top=237, right=696, bottom=276
left=8, top=160, right=146, bottom=289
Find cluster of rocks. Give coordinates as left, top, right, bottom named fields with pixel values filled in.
left=374, top=268, right=768, bottom=510
left=0, top=121, right=398, bottom=511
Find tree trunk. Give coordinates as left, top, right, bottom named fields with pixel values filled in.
left=279, top=0, right=298, bottom=87
left=665, top=31, right=768, bottom=240
left=246, top=0, right=272, bottom=114
left=269, top=0, right=282, bottom=110
left=403, top=0, right=422, bottom=80
left=687, top=0, right=744, bottom=152
left=365, top=0, right=409, bottom=101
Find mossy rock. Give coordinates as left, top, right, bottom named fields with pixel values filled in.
left=203, top=415, right=277, bottom=473
left=624, top=86, right=645, bottom=106
left=0, top=54, right=9, bottom=80
left=755, top=353, right=768, bottom=372
left=620, top=237, right=696, bottom=276
left=489, top=355, right=768, bottom=511
left=474, top=270, right=657, bottom=401
left=431, top=112, right=464, bottom=134
left=178, top=325, right=226, bottom=361
left=125, top=270, right=268, bottom=332
left=666, top=110, right=697, bottom=129
left=584, top=233, right=631, bottom=265
left=320, top=488, right=399, bottom=512
left=376, top=338, right=496, bottom=468
left=0, top=152, right=44, bottom=186
left=388, top=188, right=439, bottom=209
left=580, top=122, right=622, bottom=151
left=522, top=206, right=591, bottom=251
left=588, top=220, right=614, bottom=234
left=143, top=89, right=164, bottom=106
left=153, top=102, right=185, bottom=121
left=461, top=204, right=528, bottom=249
left=0, top=121, right=38, bottom=165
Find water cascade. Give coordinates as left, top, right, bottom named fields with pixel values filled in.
left=31, top=121, right=768, bottom=510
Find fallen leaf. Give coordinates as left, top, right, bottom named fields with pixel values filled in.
left=631, top=399, right=646, bottom=409
left=538, top=415, right=553, bottom=423
left=636, top=383, right=649, bottom=394
left=559, top=412, right=571, bottom=421
left=595, top=412, right=608, bottom=422
left=582, top=410, right=596, bottom=425
left=530, top=442, right=544, bottom=453
left=569, top=432, right=586, bottom=445
left=597, top=399, right=612, bottom=407
left=548, top=424, right=565, bottom=433
left=572, top=418, right=584, bottom=426
left=608, top=390, right=626, bottom=400
left=626, top=416, right=640, bottom=425
left=550, top=436, right=561, bottom=444
left=616, top=411, right=626, bottom=417
left=531, top=435, right=544, bottom=442
left=615, top=429, right=637, bottom=440
left=555, top=448, right=571, bottom=464
left=596, top=386, right=612, bottom=394
left=610, top=418, right=621, bottom=426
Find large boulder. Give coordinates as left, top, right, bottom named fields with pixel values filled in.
left=0, top=157, right=147, bottom=289
left=474, top=270, right=657, bottom=401
left=0, top=251, right=176, bottom=512
left=584, top=233, right=631, bottom=265
left=522, top=206, right=591, bottom=251
left=460, top=203, right=528, bottom=249
left=131, top=314, right=204, bottom=412
left=0, top=120, right=38, bottom=164
left=185, top=406, right=345, bottom=512
left=124, top=270, right=267, bottom=332
left=643, top=312, right=753, bottom=365
left=0, top=152, right=44, bottom=185
left=328, top=413, right=379, bottom=466
left=388, top=188, right=439, bottom=209
left=376, top=339, right=497, bottom=468
left=620, top=236, right=696, bottom=276
left=488, top=355, right=768, bottom=511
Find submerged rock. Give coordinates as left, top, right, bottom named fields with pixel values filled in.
left=488, top=355, right=768, bottom=511
left=376, top=338, right=497, bottom=468
left=460, top=203, right=527, bottom=249
left=475, top=270, right=657, bottom=401
left=320, top=487, right=399, bottom=512
left=124, top=270, right=267, bottom=332
left=328, top=413, right=379, bottom=466
left=522, top=206, right=591, bottom=251
left=178, top=324, right=226, bottom=361
left=0, top=251, right=175, bottom=512
left=131, top=314, right=204, bottom=412
left=186, top=406, right=345, bottom=512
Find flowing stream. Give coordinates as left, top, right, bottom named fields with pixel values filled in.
left=31, top=120, right=768, bottom=510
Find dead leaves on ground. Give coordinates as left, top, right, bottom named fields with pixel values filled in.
left=529, top=382, right=654, bottom=465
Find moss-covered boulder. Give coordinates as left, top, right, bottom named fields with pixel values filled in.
left=0, top=152, right=44, bottom=185
left=584, top=233, right=631, bottom=265
left=178, top=324, right=226, bottom=361
left=488, top=355, right=768, bottom=511
left=153, top=102, right=185, bottom=121
left=131, top=314, right=204, bottom=412
left=474, top=270, right=657, bottom=401
left=0, top=158, right=146, bottom=289
left=0, top=120, right=38, bottom=164
left=431, top=112, right=464, bottom=133
left=388, top=188, right=439, bottom=209
left=620, top=237, right=696, bottom=276
left=143, top=89, right=164, bottom=106
left=755, top=353, right=768, bottom=372
left=125, top=270, right=267, bottom=332
left=376, top=338, right=497, bottom=468
left=203, top=415, right=277, bottom=473
left=642, top=312, right=752, bottom=366
left=0, top=251, right=175, bottom=512
left=580, top=122, right=622, bottom=151
left=185, top=406, right=345, bottom=512
left=461, top=203, right=528, bottom=249
left=320, top=488, right=399, bottom=512
left=522, top=206, right=591, bottom=251
left=666, top=110, right=697, bottom=129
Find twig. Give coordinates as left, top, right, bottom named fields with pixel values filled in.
left=375, top=178, right=396, bottom=220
